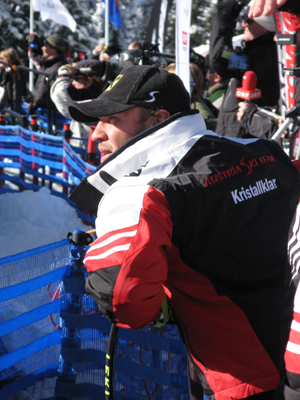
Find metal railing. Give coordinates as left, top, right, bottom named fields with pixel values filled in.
left=16, top=65, right=54, bottom=135
left=0, top=61, right=13, bottom=110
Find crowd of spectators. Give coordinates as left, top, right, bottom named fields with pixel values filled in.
left=0, top=0, right=299, bottom=151
left=0, top=2, right=285, bottom=147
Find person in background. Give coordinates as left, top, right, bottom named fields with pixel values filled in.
left=206, top=69, right=230, bottom=110
left=99, top=45, right=123, bottom=62
left=67, top=64, right=300, bottom=400
left=128, top=41, right=143, bottom=51
left=50, top=59, right=105, bottom=149
left=209, top=0, right=279, bottom=138
left=0, top=48, right=32, bottom=106
left=236, top=22, right=300, bottom=140
left=27, top=33, right=67, bottom=114
left=166, top=62, right=218, bottom=131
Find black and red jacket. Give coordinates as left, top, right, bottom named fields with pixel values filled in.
left=70, top=111, right=300, bottom=399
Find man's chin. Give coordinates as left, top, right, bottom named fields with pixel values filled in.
left=100, top=152, right=112, bottom=163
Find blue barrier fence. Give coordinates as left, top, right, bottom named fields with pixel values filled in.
left=0, top=123, right=189, bottom=399
left=0, top=124, right=97, bottom=225
left=0, top=234, right=189, bottom=400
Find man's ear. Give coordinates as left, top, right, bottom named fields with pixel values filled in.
left=155, top=109, right=170, bottom=123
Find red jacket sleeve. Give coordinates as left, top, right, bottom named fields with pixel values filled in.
left=84, top=184, right=173, bottom=329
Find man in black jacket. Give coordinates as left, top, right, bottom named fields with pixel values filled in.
left=209, top=0, right=279, bottom=138
left=28, top=33, right=67, bottom=114
left=236, top=20, right=300, bottom=141
left=67, top=64, right=300, bottom=400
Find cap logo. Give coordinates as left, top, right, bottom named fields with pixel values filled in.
left=144, top=91, right=159, bottom=103
left=105, top=74, right=123, bottom=91
left=79, top=67, right=92, bottom=73
left=77, top=99, right=92, bottom=104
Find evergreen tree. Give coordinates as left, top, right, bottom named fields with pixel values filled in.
left=0, top=0, right=100, bottom=67
left=0, top=0, right=31, bottom=64
left=190, top=0, right=217, bottom=48
left=0, top=0, right=248, bottom=67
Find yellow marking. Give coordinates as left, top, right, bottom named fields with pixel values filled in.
left=105, top=75, right=123, bottom=91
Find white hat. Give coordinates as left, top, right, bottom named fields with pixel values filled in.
left=248, top=0, right=276, bottom=32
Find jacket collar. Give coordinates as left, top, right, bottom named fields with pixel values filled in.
left=69, top=110, right=206, bottom=215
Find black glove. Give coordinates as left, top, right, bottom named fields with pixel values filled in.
left=26, top=33, right=42, bottom=45
left=0, top=67, right=8, bottom=87
left=26, top=33, right=43, bottom=56
left=217, top=0, right=245, bottom=19
left=29, top=102, right=39, bottom=115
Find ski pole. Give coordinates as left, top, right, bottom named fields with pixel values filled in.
left=105, top=323, right=119, bottom=400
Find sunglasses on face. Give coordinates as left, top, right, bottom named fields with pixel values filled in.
left=244, top=18, right=254, bottom=25
left=73, top=75, right=89, bottom=82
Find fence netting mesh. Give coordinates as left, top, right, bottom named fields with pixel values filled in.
left=0, top=124, right=97, bottom=225
left=0, top=238, right=189, bottom=400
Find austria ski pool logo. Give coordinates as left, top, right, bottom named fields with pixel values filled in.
left=205, top=155, right=276, bottom=186
left=231, top=178, right=277, bottom=204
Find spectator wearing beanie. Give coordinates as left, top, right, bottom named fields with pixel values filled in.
left=27, top=33, right=68, bottom=114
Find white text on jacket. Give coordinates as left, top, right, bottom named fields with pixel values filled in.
left=231, top=179, right=277, bottom=204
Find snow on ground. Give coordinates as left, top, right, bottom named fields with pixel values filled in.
left=0, top=187, right=93, bottom=259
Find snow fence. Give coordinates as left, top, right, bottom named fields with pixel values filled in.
left=0, top=124, right=97, bottom=225
left=0, top=231, right=189, bottom=400
left=0, top=125, right=189, bottom=399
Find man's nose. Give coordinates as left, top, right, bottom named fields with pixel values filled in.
left=92, top=121, right=108, bottom=142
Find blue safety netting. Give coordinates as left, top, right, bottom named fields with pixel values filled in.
left=0, top=237, right=189, bottom=400
left=0, top=240, right=70, bottom=400
left=0, top=120, right=189, bottom=399
left=20, top=102, right=71, bottom=133
left=0, top=124, right=97, bottom=225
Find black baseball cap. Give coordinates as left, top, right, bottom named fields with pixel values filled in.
left=74, top=59, right=105, bottom=78
left=68, top=65, right=191, bottom=123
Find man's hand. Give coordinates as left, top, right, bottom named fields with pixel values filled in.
left=26, top=33, right=43, bottom=50
left=92, top=45, right=104, bottom=56
left=248, top=0, right=288, bottom=17
left=27, top=33, right=43, bottom=57
left=29, top=102, right=39, bottom=115
left=237, top=101, right=251, bottom=121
